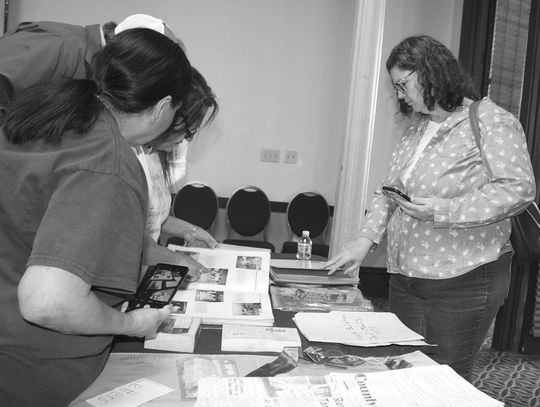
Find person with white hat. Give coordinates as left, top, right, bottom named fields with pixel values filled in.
left=0, top=14, right=219, bottom=280
left=114, top=13, right=184, bottom=48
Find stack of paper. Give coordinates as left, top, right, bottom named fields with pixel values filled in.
left=270, top=259, right=359, bottom=285
left=221, top=324, right=301, bottom=353
left=168, top=244, right=274, bottom=326
left=293, top=311, right=426, bottom=346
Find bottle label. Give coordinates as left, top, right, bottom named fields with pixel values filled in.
left=297, top=242, right=312, bottom=259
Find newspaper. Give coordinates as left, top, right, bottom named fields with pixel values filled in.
left=195, top=365, right=503, bottom=407
left=168, top=244, right=274, bottom=325
left=70, top=350, right=439, bottom=406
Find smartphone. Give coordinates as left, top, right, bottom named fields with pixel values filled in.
left=126, top=263, right=189, bottom=312
left=382, top=185, right=411, bottom=202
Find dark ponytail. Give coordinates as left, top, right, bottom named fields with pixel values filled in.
left=3, top=80, right=103, bottom=144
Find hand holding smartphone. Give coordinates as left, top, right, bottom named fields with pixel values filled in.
left=126, top=263, right=189, bottom=312
left=382, top=185, right=411, bottom=202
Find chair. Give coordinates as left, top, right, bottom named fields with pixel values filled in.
left=281, top=191, right=330, bottom=258
left=166, top=182, right=219, bottom=246
left=223, top=185, right=275, bottom=252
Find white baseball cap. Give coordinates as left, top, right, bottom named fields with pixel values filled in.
left=115, top=14, right=185, bottom=51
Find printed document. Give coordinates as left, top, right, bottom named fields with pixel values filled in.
left=293, top=311, right=427, bottom=346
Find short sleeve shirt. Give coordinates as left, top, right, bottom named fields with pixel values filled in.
left=0, top=21, right=101, bottom=99
left=0, top=111, right=147, bottom=405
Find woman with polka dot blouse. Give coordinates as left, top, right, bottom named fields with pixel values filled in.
left=326, top=35, right=535, bottom=381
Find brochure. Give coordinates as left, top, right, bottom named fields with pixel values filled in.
left=144, top=315, right=202, bottom=353
left=221, top=324, right=301, bottom=353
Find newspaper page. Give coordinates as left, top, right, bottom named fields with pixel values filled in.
left=168, top=244, right=274, bottom=325
left=195, top=365, right=503, bottom=407
left=293, top=311, right=426, bottom=346
left=331, top=365, right=503, bottom=407
left=195, top=375, right=362, bottom=407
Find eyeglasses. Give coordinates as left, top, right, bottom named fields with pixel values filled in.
left=393, top=71, right=414, bottom=94
left=183, top=119, right=198, bottom=142
left=169, top=109, right=199, bottom=142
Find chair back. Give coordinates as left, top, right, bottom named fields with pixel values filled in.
left=226, top=186, right=271, bottom=236
left=286, top=191, right=330, bottom=239
left=172, top=182, right=219, bottom=230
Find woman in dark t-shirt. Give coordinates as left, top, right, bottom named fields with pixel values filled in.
left=0, top=28, right=192, bottom=406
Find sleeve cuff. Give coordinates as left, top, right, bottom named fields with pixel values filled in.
left=433, top=198, right=450, bottom=228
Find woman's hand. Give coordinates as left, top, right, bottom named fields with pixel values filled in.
left=324, top=237, right=374, bottom=276
left=173, top=251, right=207, bottom=282
left=125, top=305, right=171, bottom=338
left=182, top=224, right=218, bottom=249
left=394, top=196, right=435, bottom=221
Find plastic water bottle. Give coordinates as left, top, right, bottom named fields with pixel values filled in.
left=296, top=230, right=312, bottom=260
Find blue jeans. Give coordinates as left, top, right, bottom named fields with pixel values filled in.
left=388, top=252, right=512, bottom=380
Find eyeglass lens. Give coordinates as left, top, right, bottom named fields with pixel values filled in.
left=393, top=71, right=414, bottom=94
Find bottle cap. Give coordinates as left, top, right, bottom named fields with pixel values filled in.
left=302, top=230, right=309, bottom=236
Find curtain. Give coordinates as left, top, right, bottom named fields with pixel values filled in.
left=488, top=0, right=531, bottom=117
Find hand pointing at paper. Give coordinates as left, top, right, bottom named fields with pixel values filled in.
left=324, top=237, right=374, bottom=277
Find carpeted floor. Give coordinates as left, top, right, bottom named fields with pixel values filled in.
left=472, top=346, right=540, bottom=407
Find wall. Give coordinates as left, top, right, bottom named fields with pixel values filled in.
left=9, top=0, right=353, bottom=204
left=9, top=0, right=353, bottom=251
left=9, top=0, right=463, bottom=256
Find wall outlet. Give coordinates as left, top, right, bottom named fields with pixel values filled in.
left=261, top=148, right=280, bottom=163
left=284, top=150, right=298, bottom=164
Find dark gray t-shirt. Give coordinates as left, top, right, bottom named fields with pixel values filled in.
left=0, top=111, right=147, bottom=406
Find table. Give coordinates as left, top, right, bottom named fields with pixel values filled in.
left=70, top=253, right=431, bottom=406
left=112, top=309, right=423, bottom=358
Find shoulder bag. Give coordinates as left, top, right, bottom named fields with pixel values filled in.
left=469, top=100, right=540, bottom=264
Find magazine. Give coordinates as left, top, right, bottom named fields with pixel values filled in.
left=168, top=244, right=274, bottom=326
left=270, top=285, right=373, bottom=312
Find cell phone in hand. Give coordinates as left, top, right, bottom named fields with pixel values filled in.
left=382, top=185, right=411, bottom=202
left=126, top=263, right=189, bottom=312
